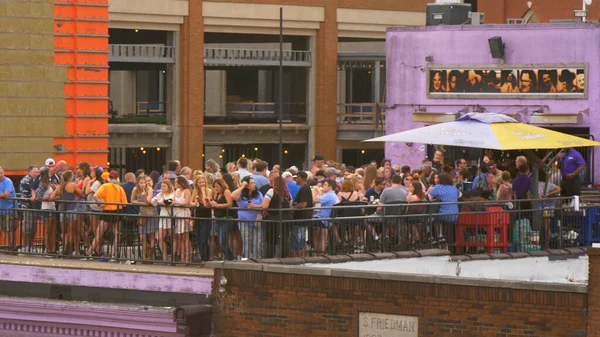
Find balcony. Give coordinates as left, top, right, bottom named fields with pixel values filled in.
left=337, top=103, right=385, bottom=128
left=109, top=101, right=167, bottom=124
left=337, top=103, right=386, bottom=140
left=109, top=44, right=175, bottom=63
left=204, top=48, right=311, bottom=67
left=205, top=102, right=306, bottom=124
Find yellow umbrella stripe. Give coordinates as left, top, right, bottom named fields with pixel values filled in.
left=491, top=123, right=600, bottom=150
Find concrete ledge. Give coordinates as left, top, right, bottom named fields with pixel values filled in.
left=279, top=257, right=307, bottom=265
left=417, top=249, right=451, bottom=257
left=324, top=255, right=352, bottom=263
left=507, top=252, right=532, bottom=259
left=303, top=256, right=330, bottom=264
left=393, top=251, right=421, bottom=259
left=565, top=247, right=587, bottom=255
left=256, top=258, right=282, bottom=264
left=263, top=264, right=331, bottom=276
left=546, top=249, right=570, bottom=255
left=330, top=267, right=587, bottom=294
left=449, top=255, right=471, bottom=262
left=490, top=253, right=512, bottom=260
left=347, top=253, right=375, bottom=262
left=206, top=261, right=264, bottom=271
left=529, top=250, right=551, bottom=257
left=371, top=252, right=398, bottom=260
left=466, top=254, right=492, bottom=261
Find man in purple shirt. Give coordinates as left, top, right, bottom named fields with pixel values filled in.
left=558, top=148, right=586, bottom=197
left=512, top=164, right=532, bottom=210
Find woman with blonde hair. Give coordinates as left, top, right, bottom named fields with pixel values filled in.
left=131, top=174, right=156, bottom=260
left=152, top=179, right=175, bottom=261
left=225, top=162, right=236, bottom=174
left=191, top=174, right=213, bottom=262
left=173, top=176, right=192, bottom=262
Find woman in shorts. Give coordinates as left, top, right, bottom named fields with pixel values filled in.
left=173, top=176, right=192, bottom=263
left=32, top=168, right=57, bottom=254
left=131, top=174, right=156, bottom=260
left=52, top=171, right=83, bottom=256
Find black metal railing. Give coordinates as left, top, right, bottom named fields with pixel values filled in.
left=0, top=197, right=596, bottom=265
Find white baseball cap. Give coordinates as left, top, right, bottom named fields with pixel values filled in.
left=281, top=172, right=293, bottom=179
left=45, top=158, right=55, bottom=166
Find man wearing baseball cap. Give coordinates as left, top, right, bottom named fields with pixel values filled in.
left=31, top=158, right=60, bottom=191
left=88, top=170, right=127, bottom=258
left=282, top=171, right=300, bottom=200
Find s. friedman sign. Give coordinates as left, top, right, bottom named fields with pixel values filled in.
left=359, top=312, right=418, bottom=337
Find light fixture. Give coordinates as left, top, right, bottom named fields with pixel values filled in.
left=218, top=286, right=226, bottom=294
left=284, top=150, right=288, bottom=154
left=135, top=29, right=139, bottom=33
left=202, top=153, right=205, bottom=157
left=140, top=147, right=144, bottom=151
left=361, top=150, right=365, bottom=154
left=143, top=150, right=147, bottom=154
left=254, top=147, right=258, bottom=151
left=221, top=148, right=225, bottom=153
left=242, top=154, right=246, bottom=158
left=219, top=154, right=223, bottom=159
left=156, top=147, right=161, bottom=151
left=220, top=276, right=228, bottom=286
left=106, top=161, right=110, bottom=166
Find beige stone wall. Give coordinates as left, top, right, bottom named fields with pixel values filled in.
left=0, top=0, right=66, bottom=171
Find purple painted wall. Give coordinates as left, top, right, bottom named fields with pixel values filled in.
left=0, top=262, right=213, bottom=294
left=385, top=23, right=600, bottom=183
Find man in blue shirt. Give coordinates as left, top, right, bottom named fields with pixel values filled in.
left=236, top=157, right=251, bottom=180
left=0, top=167, right=17, bottom=250
left=558, top=148, right=586, bottom=197
left=20, top=165, right=40, bottom=252
left=251, top=161, right=270, bottom=191
left=311, top=179, right=338, bottom=255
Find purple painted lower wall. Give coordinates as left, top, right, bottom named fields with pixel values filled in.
left=0, top=297, right=183, bottom=337
left=0, top=262, right=213, bottom=295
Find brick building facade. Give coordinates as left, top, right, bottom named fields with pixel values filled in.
left=179, top=0, right=428, bottom=170
left=481, top=0, right=600, bottom=24
left=210, top=250, right=600, bottom=336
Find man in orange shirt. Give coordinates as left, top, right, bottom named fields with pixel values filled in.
left=87, top=170, right=127, bottom=259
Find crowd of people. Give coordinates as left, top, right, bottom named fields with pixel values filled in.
left=0, top=146, right=587, bottom=262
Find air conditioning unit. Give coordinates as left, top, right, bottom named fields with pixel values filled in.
left=471, top=12, right=485, bottom=25
left=426, top=3, right=472, bottom=26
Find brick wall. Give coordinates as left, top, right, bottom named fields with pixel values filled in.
left=211, top=264, right=588, bottom=337
left=588, top=248, right=600, bottom=336
left=480, top=0, right=600, bottom=24
left=181, top=0, right=432, bottom=166
left=0, top=0, right=66, bottom=171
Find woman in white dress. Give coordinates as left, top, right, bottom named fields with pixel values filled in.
left=152, top=180, right=175, bottom=261
left=173, top=176, right=192, bottom=263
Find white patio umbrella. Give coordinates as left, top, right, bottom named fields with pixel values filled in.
left=364, top=113, right=600, bottom=150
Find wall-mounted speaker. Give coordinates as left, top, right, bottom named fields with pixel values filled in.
left=488, top=36, right=505, bottom=59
